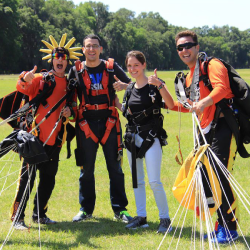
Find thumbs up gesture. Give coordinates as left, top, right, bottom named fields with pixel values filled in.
left=148, top=68, right=161, bottom=87
left=23, top=65, right=37, bottom=83
left=113, top=75, right=128, bottom=92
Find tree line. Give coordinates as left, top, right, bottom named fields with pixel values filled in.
left=1, top=0, right=250, bottom=74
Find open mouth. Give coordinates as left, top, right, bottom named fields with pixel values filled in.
left=57, top=64, right=63, bottom=69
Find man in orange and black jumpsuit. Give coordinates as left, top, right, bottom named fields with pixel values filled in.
left=172, top=30, right=239, bottom=244
left=11, top=47, right=73, bottom=230
left=68, top=34, right=133, bottom=223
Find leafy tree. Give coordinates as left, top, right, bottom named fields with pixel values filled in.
left=0, top=0, right=21, bottom=73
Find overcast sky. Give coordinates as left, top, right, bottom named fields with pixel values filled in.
left=72, top=0, right=249, bottom=31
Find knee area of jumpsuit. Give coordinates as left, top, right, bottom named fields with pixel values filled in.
left=149, top=181, right=163, bottom=191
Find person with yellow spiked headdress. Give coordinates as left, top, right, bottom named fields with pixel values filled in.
left=10, top=34, right=82, bottom=230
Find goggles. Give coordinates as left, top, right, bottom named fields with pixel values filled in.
left=176, top=42, right=197, bottom=51
left=52, top=53, right=69, bottom=60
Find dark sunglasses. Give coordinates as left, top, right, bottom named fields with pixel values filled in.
left=176, top=42, right=197, bottom=51
left=52, top=53, right=69, bottom=60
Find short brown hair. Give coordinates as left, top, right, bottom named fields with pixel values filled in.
left=125, top=51, right=146, bottom=66
left=83, top=34, right=101, bottom=46
left=175, top=30, right=198, bottom=45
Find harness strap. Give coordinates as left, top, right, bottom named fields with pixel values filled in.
left=100, top=116, right=116, bottom=145
left=86, top=89, right=109, bottom=96
left=190, top=59, right=200, bottom=102
left=126, top=123, right=155, bottom=133
left=79, top=118, right=98, bottom=143
left=131, top=133, right=138, bottom=188
left=83, top=103, right=109, bottom=111
left=131, top=106, right=160, bottom=123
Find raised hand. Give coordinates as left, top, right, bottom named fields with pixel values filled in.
left=23, top=65, right=37, bottom=83
left=113, top=75, right=128, bottom=92
left=148, top=69, right=161, bottom=87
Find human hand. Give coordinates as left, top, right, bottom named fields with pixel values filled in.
left=190, top=101, right=205, bottom=116
left=113, top=75, right=127, bottom=91
left=62, top=106, right=71, bottom=118
left=23, top=65, right=37, bottom=83
left=148, top=69, right=161, bottom=87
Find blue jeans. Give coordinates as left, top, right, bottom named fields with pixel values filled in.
left=75, top=118, right=128, bottom=214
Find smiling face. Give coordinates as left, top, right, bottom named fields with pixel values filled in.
left=126, top=56, right=146, bottom=79
left=82, top=38, right=103, bottom=65
left=176, top=36, right=199, bottom=69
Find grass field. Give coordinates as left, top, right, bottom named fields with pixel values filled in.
left=0, top=70, right=250, bottom=249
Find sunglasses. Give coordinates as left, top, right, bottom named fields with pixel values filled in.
left=176, top=42, right=197, bottom=51
left=52, top=53, right=69, bottom=60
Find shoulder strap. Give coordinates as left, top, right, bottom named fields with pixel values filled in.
left=122, top=82, right=135, bottom=118
left=105, top=58, right=114, bottom=72
left=73, top=60, right=90, bottom=104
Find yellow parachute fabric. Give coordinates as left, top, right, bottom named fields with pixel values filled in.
left=172, top=144, right=222, bottom=220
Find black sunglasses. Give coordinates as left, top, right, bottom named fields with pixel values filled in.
left=176, top=42, right=197, bottom=51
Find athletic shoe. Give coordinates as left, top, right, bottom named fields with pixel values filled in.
left=114, top=210, right=133, bottom=223
left=204, top=223, right=222, bottom=239
left=13, top=220, right=29, bottom=230
left=32, top=215, right=57, bottom=224
left=72, top=211, right=92, bottom=222
left=157, top=218, right=173, bottom=234
left=210, top=225, right=238, bottom=244
left=125, top=216, right=149, bottom=229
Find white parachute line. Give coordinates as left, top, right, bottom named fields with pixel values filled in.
left=208, top=148, right=250, bottom=212
left=175, top=179, right=197, bottom=250
left=0, top=165, right=28, bottom=194
left=0, top=148, right=17, bottom=177
left=208, top=148, right=250, bottom=205
left=196, top=169, right=218, bottom=250
left=0, top=167, right=26, bottom=181
left=0, top=113, right=24, bottom=127
left=192, top=112, right=208, bottom=146
left=192, top=113, right=197, bottom=148
left=206, top=149, right=250, bottom=249
left=158, top=170, right=198, bottom=250
left=206, top=152, right=239, bottom=248
left=1, top=165, right=35, bottom=249
left=0, top=159, right=15, bottom=196
left=42, top=110, right=62, bottom=146
left=34, top=171, right=42, bottom=249
left=0, top=144, right=17, bottom=156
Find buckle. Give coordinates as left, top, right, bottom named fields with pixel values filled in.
left=95, top=104, right=99, bottom=110
left=143, top=110, right=148, bottom=117
left=108, top=117, right=116, bottom=123
left=149, top=130, right=157, bottom=138
left=210, top=122, right=216, bottom=129
left=136, top=126, right=141, bottom=133
left=80, top=120, right=87, bottom=126
left=153, top=109, right=159, bottom=114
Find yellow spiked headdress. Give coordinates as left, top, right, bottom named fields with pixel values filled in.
left=39, top=33, right=83, bottom=64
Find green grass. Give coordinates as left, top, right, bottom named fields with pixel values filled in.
left=0, top=70, right=250, bottom=249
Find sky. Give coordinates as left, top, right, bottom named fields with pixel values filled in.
left=72, top=0, right=249, bottom=31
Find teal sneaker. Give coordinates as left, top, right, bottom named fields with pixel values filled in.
left=114, top=211, right=133, bottom=223
left=72, top=211, right=92, bottom=222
